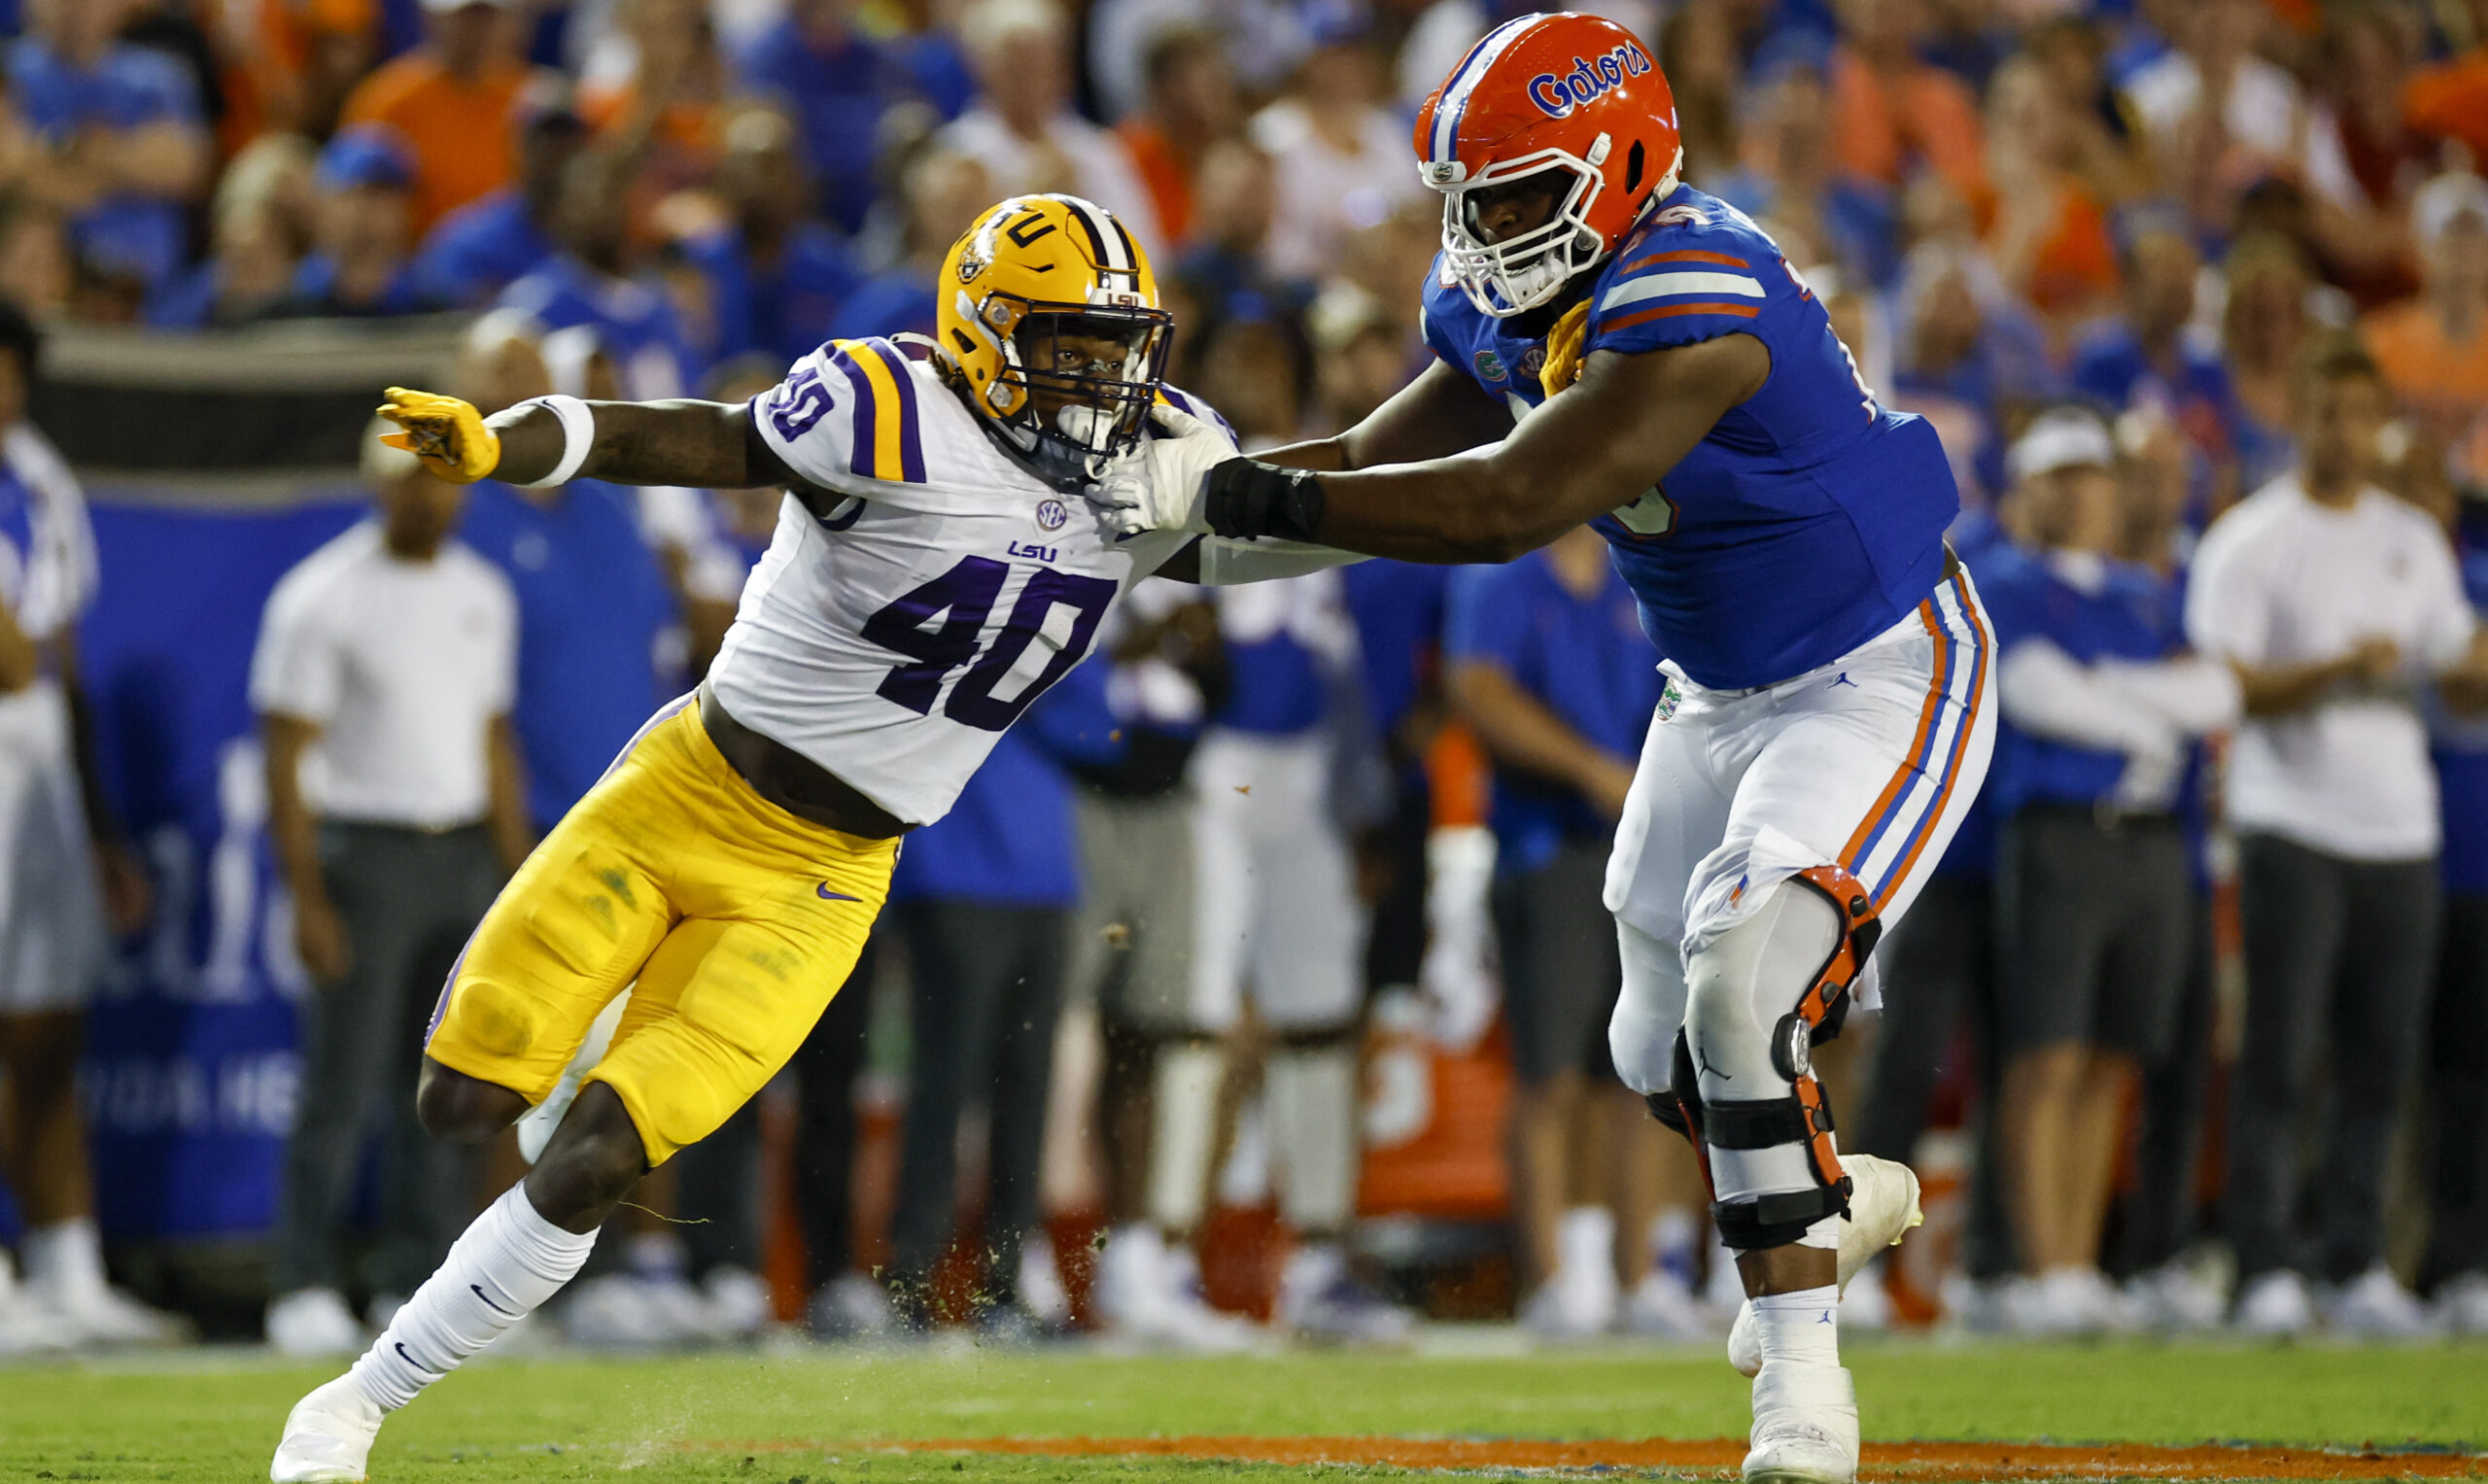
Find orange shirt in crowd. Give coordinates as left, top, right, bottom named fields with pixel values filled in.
left=2018, top=182, right=2120, bottom=322
left=2405, top=51, right=2488, bottom=178
left=2362, top=298, right=2488, bottom=478
left=224, top=0, right=377, bottom=154
left=339, top=52, right=531, bottom=234
left=1117, top=120, right=1190, bottom=246
left=1830, top=48, right=1986, bottom=199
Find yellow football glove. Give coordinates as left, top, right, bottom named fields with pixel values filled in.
left=378, top=387, right=501, bottom=483
left=1540, top=299, right=1591, bottom=398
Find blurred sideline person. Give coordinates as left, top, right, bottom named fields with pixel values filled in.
left=269, top=193, right=1361, bottom=1482
left=1445, top=527, right=1704, bottom=1340
left=1078, top=582, right=1260, bottom=1351
left=0, top=301, right=169, bottom=1353
left=2104, top=407, right=2228, bottom=1331
left=1975, top=410, right=2237, bottom=1335
left=1174, top=571, right=1408, bottom=1343
left=2396, top=431, right=2488, bottom=1336
left=254, top=421, right=527, bottom=1358
left=1096, top=17, right=1985, bottom=1479
left=883, top=666, right=1120, bottom=1336
left=2186, top=340, right=2488, bottom=1338
left=790, top=941, right=886, bottom=1338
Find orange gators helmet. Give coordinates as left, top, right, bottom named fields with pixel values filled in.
left=1413, top=11, right=1682, bottom=318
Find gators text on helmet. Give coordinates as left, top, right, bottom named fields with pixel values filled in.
left=1414, top=11, right=1683, bottom=318
left=936, top=193, right=1172, bottom=488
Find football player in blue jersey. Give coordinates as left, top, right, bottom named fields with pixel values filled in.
left=1099, top=15, right=1995, bottom=1481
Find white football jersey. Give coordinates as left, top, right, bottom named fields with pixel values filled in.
left=710, top=336, right=1206, bottom=825
left=0, top=425, right=96, bottom=643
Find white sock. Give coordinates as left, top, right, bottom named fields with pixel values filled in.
left=1266, top=1046, right=1358, bottom=1231
left=1751, top=1284, right=1840, bottom=1368
left=1146, top=1043, right=1225, bottom=1233
left=346, top=1183, right=597, bottom=1412
left=20, top=1219, right=108, bottom=1299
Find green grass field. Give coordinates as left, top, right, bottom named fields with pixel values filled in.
left=5, top=1340, right=2484, bottom=1483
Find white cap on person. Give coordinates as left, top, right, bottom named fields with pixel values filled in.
left=2007, top=407, right=2117, bottom=485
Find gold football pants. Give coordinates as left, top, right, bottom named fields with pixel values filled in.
left=425, top=700, right=893, bottom=1163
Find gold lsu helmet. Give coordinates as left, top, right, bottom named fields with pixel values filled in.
left=937, top=193, right=1172, bottom=485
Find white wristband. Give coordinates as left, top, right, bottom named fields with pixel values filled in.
left=510, top=395, right=594, bottom=488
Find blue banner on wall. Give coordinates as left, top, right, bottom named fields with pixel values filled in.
left=76, top=496, right=363, bottom=1240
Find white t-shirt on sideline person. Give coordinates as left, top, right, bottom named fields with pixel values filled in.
left=2185, top=474, right=2478, bottom=860
left=250, top=522, right=518, bottom=831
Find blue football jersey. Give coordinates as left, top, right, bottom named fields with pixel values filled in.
left=1421, top=185, right=1959, bottom=690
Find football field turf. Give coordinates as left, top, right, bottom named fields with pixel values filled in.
left=6, top=1340, right=2483, bottom=1483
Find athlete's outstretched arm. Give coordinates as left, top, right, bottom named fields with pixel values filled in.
left=1256, top=358, right=1515, bottom=474
left=1311, top=334, right=1766, bottom=563
left=1152, top=334, right=1768, bottom=566
left=380, top=390, right=794, bottom=493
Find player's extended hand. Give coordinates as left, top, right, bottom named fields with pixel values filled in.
left=379, top=387, right=501, bottom=484
left=1540, top=299, right=1591, bottom=398
left=1089, top=404, right=1237, bottom=537
left=294, top=892, right=354, bottom=988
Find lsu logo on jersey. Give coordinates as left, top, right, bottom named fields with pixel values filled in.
left=1527, top=42, right=1652, bottom=118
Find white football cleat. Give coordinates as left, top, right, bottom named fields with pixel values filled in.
left=2232, top=1270, right=2315, bottom=1337
left=39, top=1280, right=187, bottom=1348
left=1277, top=1243, right=1416, bottom=1346
left=2125, top=1260, right=2226, bottom=1332
left=562, top=1274, right=682, bottom=1350
left=2004, top=1267, right=2134, bottom=1336
left=0, top=1292, right=70, bottom=1358
left=1743, top=1359, right=1859, bottom=1484
left=1728, top=1155, right=1920, bottom=1376
left=1520, top=1210, right=1623, bottom=1340
left=702, top=1267, right=775, bottom=1340
left=2436, top=1271, right=2488, bottom=1336
left=270, top=1375, right=384, bottom=1483
left=2324, top=1267, right=2433, bottom=1339
left=806, top=1270, right=893, bottom=1341
left=266, top=1288, right=365, bottom=1358
left=1092, top=1227, right=1260, bottom=1353
left=1618, top=1268, right=1712, bottom=1339
left=1018, top=1231, right=1072, bottom=1328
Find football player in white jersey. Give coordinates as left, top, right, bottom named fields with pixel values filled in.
left=269, top=194, right=1349, bottom=1484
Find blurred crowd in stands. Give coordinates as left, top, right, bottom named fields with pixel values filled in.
left=0, top=0, right=2482, bottom=1360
